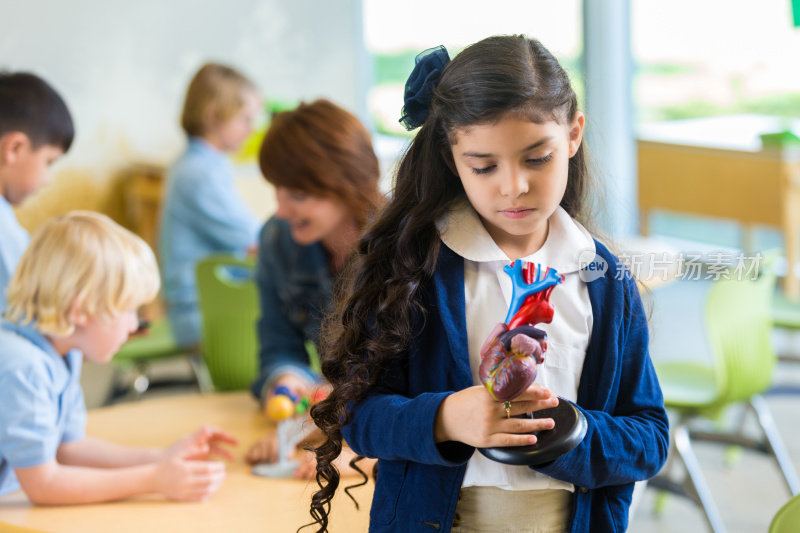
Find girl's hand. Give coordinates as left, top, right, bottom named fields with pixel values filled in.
left=245, top=432, right=279, bottom=465
left=164, top=425, right=238, bottom=462
left=153, top=456, right=227, bottom=502
left=433, top=384, right=558, bottom=448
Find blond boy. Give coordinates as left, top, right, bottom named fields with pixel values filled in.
left=0, top=211, right=236, bottom=503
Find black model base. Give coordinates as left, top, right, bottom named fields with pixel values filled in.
left=478, top=397, right=587, bottom=466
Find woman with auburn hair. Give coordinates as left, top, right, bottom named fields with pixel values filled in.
left=245, top=99, right=383, bottom=479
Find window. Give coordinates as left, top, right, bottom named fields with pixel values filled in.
left=363, top=0, right=582, bottom=137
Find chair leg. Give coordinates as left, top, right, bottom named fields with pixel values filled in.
left=750, top=394, right=800, bottom=495
left=674, top=425, right=728, bottom=533
left=650, top=424, right=728, bottom=532
left=651, top=424, right=728, bottom=533
left=105, top=363, right=150, bottom=405
left=189, top=352, right=215, bottom=394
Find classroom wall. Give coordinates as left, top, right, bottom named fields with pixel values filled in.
left=1, top=0, right=367, bottom=230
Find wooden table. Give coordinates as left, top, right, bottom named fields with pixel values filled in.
left=637, top=114, right=800, bottom=299
left=0, top=392, right=372, bottom=533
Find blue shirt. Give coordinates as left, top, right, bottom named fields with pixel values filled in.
left=341, top=241, right=669, bottom=533
left=0, top=197, right=29, bottom=314
left=250, top=217, right=329, bottom=400
left=0, top=320, right=86, bottom=496
left=159, top=138, right=262, bottom=346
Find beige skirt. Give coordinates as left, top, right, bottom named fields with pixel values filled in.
left=450, top=486, right=572, bottom=533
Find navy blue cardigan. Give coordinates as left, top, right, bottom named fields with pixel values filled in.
left=341, top=241, right=669, bottom=532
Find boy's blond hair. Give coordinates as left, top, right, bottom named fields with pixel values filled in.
left=180, top=62, right=257, bottom=137
left=5, top=211, right=160, bottom=337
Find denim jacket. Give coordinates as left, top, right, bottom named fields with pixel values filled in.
left=250, top=216, right=330, bottom=400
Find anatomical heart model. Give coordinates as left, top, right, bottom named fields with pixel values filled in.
left=478, top=260, right=587, bottom=466
left=479, top=261, right=562, bottom=403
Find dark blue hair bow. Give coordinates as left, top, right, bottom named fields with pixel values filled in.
left=399, top=45, right=451, bottom=131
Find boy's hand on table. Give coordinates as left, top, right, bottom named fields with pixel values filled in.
left=245, top=433, right=279, bottom=464
left=291, top=446, right=374, bottom=480
left=153, top=456, right=227, bottom=502
left=165, top=425, right=238, bottom=462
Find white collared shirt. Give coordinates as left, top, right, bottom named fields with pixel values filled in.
left=438, top=202, right=595, bottom=491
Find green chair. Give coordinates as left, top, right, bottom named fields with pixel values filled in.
left=196, top=254, right=260, bottom=391
left=651, top=252, right=800, bottom=533
left=108, top=317, right=209, bottom=403
left=770, top=493, right=800, bottom=533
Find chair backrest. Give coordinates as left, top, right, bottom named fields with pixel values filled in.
left=704, top=251, right=778, bottom=406
left=770, top=493, right=800, bottom=533
left=196, top=254, right=259, bottom=391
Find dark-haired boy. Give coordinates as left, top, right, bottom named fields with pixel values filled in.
left=0, top=71, right=74, bottom=311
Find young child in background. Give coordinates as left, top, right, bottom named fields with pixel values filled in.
left=0, top=211, right=237, bottom=503
left=310, top=36, right=669, bottom=532
left=0, top=71, right=74, bottom=313
left=159, top=62, right=263, bottom=348
left=244, top=99, right=383, bottom=479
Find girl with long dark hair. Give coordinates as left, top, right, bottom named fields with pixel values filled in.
left=310, top=35, right=668, bottom=532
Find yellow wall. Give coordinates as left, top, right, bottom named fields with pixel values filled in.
left=13, top=162, right=275, bottom=247
left=14, top=166, right=130, bottom=235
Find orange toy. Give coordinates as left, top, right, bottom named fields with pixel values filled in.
left=265, top=395, right=295, bottom=421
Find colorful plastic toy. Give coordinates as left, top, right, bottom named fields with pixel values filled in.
left=251, top=387, right=326, bottom=478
